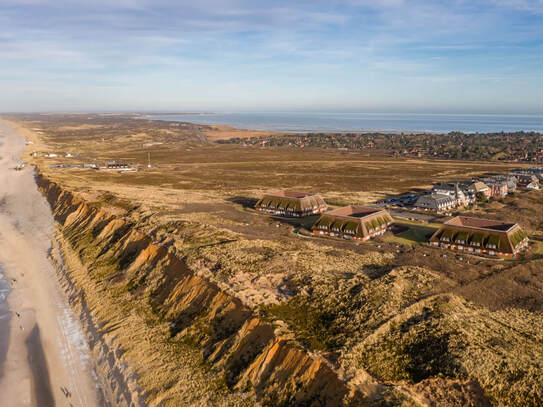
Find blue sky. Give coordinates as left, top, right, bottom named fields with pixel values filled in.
left=0, top=0, right=542, bottom=113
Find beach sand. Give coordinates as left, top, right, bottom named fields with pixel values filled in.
left=0, top=119, right=104, bottom=406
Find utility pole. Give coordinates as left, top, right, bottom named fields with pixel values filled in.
left=147, top=152, right=152, bottom=168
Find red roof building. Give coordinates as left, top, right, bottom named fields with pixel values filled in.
left=429, top=216, right=528, bottom=258
left=256, top=191, right=328, bottom=217
left=312, top=205, right=393, bottom=241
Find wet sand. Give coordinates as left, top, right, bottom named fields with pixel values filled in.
left=0, top=266, right=9, bottom=378
left=0, top=119, right=103, bottom=406
left=26, top=325, right=55, bottom=407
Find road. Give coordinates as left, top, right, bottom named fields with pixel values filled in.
left=0, top=120, right=104, bottom=407
left=193, top=124, right=208, bottom=143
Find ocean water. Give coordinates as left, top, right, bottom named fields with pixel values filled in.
left=0, top=265, right=10, bottom=376
left=0, top=267, right=8, bottom=305
left=148, top=112, right=543, bottom=133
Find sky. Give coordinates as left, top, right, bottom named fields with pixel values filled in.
left=0, top=0, right=542, bottom=113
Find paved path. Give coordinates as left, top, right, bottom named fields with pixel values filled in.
left=193, top=124, right=208, bottom=143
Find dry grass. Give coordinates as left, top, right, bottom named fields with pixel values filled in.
left=347, top=295, right=543, bottom=406
left=464, top=190, right=543, bottom=236
left=9, top=114, right=543, bottom=406
left=58, top=228, right=255, bottom=407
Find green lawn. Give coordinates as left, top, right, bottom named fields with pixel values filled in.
left=386, top=222, right=439, bottom=245
left=532, top=240, right=543, bottom=260
left=269, top=213, right=321, bottom=230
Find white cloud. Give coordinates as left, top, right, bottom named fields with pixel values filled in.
left=0, top=0, right=542, bottom=112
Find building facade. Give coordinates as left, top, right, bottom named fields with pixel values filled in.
left=516, top=174, right=540, bottom=189
left=429, top=216, right=528, bottom=258
left=105, top=161, right=131, bottom=169
left=414, top=193, right=457, bottom=213
left=432, top=182, right=470, bottom=205
left=466, top=181, right=491, bottom=198
left=481, top=178, right=508, bottom=197
left=512, top=168, right=543, bottom=182
left=255, top=191, right=328, bottom=217
left=312, top=206, right=393, bottom=241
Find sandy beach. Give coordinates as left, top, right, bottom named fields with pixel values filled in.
left=0, top=120, right=104, bottom=406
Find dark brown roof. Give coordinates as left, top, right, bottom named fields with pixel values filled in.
left=256, top=191, right=327, bottom=213
left=327, top=205, right=381, bottom=218
left=445, top=216, right=515, bottom=232
left=430, top=216, right=526, bottom=254
left=266, top=190, right=313, bottom=198
left=313, top=206, right=393, bottom=238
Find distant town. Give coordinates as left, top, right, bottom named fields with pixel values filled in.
left=220, top=131, right=543, bottom=162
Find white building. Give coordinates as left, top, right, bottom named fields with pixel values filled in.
left=415, top=193, right=457, bottom=213
left=432, top=183, right=470, bottom=205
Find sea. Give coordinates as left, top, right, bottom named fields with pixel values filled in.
left=0, top=267, right=9, bottom=314
left=0, top=265, right=10, bottom=376
left=148, top=112, right=543, bottom=134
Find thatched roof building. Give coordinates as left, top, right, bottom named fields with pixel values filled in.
left=312, top=205, right=393, bottom=241
left=255, top=190, right=327, bottom=217
left=429, top=216, right=528, bottom=257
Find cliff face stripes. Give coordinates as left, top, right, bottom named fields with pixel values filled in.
left=37, top=173, right=359, bottom=406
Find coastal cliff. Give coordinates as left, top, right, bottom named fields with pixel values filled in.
left=37, top=173, right=361, bottom=407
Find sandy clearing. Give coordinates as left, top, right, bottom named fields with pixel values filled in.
left=0, top=120, right=104, bottom=407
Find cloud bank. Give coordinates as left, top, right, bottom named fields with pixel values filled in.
left=0, top=0, right=542, bottom=113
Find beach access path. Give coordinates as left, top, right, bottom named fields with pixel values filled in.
left=0, top=119, right=104, bottom=407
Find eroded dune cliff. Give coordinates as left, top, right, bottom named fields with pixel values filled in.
left=38, top=173, right=363, bottom=407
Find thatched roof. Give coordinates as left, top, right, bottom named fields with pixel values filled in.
left=256, top=190, right=327, bottom=213
left=313, top=206, right=393, bottom=238
left=445, top=216, right=515, bottom=231
left=430, top=216, right=526, bottom=254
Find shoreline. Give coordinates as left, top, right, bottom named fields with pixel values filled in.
left=0, top=119, right=103, bottom=406
left=26, top=324, right=55, bottom=407
left=146, top=115, right=441, bottom=135
left=144, top=112, right=543, bottom=135
left=0, top=266, right=9, bottom=379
